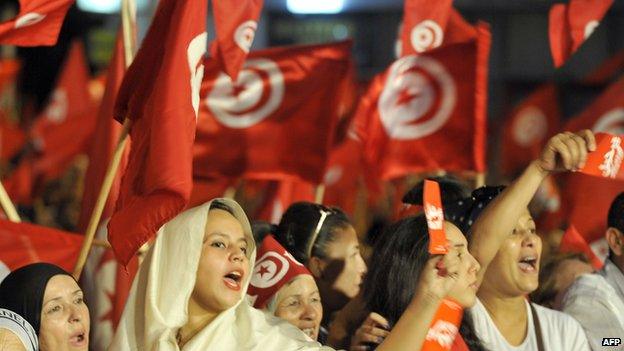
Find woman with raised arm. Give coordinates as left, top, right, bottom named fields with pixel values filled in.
left=465, top=131, right=595, bottom=350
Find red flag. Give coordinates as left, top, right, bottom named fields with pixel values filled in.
left=583, top=49, right=624, bottom=85
left=501, top=84, right=561, bottom=176
left=211, top=0, right=263, bottom=81
left=2, top=159, right=33, bottom=206
left=31, top=41, right=96, bottom=182
left=579, top=133, right=623, bottom=180
left=549, top=0, right=613, bottom=68
left=108, top=0, right=208, bottom=265
left=0, top=0, right=74, bottom=47
left=560, top=225, right=603, bottom=269
left=254, top=180, right=315, bottom=223
left=195, top=41, right=353, bottom=184
left=78, top=33, right=129, bottom=233
left=561, top=79, right=624, bottom=243
left=323, top=138, right=363, bottom=215
left=401, top=0, right=453, bottom=55
left=423, top=299, right=464, bottom=351
left=188, top=178, right=233, bottom=208
left=424, top=180, right=448, bottom=255
left=353, top=24, right=490, bottom=180
left=0, top=220, right=83, bottom=276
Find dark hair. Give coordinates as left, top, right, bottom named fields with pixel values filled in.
left=251, top=220, right=276, bottom=245
left=363, top=215, right=487, bottom=351
left=608, top=192, right=624, bottom=232
left=209, top=199, right=235, bottom=215
left=274, top=202, right=351, bottom=263
left=402, top=175, right=471, bottom=208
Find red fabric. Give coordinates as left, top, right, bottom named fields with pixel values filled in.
left=549, top=0, right=614, bottom=68
left=210, top=0, right=263, bottom=81
left=450, top=334, right=470, bottom=351
left=0, top=115, right=26, bottom=162
left=422, top=299, right=464, bottom=350
left=424, top=180, right=448, bottom=255
left=2, top=159, right=33, bottom=205
left=579, top=133, right=623, bottom=180
left=583, top=50, right=624, bottom=85
left=0, top=0, right=73, bottom=47
left=195, top=41, right=353, bottom=184
left=401, top=0, right=453, bottom=56
left=501, top=84, right=561, bottom=176
left=108, top=0, right=207, bottom=265
left=560, top=225, right=604, bottom=269
left=247, top=235, right=312, bottom=308
left=254, top=180, right=315, bottom=223
left=78, top=32, right=129, bottom=233
left=188, top=178, right=233, bottom=208
left=323, top=138, right=363, bottom=215
left=352, top=24, right=490, bottom=180
left=31, top=41, right=96, bottom=182
left=0, top=219, right=83, bottom=273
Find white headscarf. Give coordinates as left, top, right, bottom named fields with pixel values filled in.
left=109, top=199, right=334, bottom=351
left=0, top=308, right=37, bottom=351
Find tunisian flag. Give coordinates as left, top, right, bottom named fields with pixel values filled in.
left=560, top=225, right=603, bottom=269
left=501, top=84, right=561, bottom=176
left=0, top=0, right=74, bottom=47
left=195, top=41, right=353, bottom=184
left=560, top=77, right=624, bottom=244
left=0, top=220, right=83, bottom=280
left=400, top=0, right=453, bottom=55
left=353, top=24, right=490, bottom=180
left=549, top=0, right=614, bottom=68
left=108, top=0, right=207, bottom=265
left=32, top=41, right=96, bottom=182
left=211, top=0, right=263, bottom=81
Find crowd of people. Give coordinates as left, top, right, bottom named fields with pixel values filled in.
left=0, top=130, right=622, bottom=351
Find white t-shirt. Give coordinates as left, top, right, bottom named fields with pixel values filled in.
left=470, top=298, right=590, bottom=351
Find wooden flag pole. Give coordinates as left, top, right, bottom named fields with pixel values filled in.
left=314, top=184, right=326, bottom=204
left=0, top=181, right=20, bottom=222
left=475, top=172, right=486, bottom=188
left=72, top=0, right=136, bottom=279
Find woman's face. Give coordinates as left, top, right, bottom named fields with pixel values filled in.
left=273, top=275, right=323, bottom=340
left=445, top=221, right=481, bottom=308
left=39, top=275, right=89, bottom=351
left=318, top=225, right=367, bottom=299
left=193, top=209, right=250, bottom=314
left=480, top=209, right=542, bottom=297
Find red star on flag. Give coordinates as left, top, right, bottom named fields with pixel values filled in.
left=258, top=264, right=270, bottom=278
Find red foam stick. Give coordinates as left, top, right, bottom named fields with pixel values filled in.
left=422, top=299, right=464, bottom=350
left=424, top=180, right=449, bottom=255
left=579, top=133, right=624, bottom=180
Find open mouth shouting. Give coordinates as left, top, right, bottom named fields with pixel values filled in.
left=223, top=269, right=244, bottom=291
left=69, top=330, right=88, bottom=348
left=518, top=255, right=538, bottom=274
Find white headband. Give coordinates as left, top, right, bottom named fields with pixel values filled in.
left=0, top=309, right=38, bottom=351
left=305, top=209, right=331, bottom=259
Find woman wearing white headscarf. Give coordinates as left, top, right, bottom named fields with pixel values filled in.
left=110, top=198, right=463, bottom=351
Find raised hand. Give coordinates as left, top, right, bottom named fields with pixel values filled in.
left=537, top=130, right=596, bottom=173
left=349, top=312, right=390, bottom=351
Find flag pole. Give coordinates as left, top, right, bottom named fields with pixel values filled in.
left=73, top=0, right=136, bottom=279
left=0, top=181, right=20, bottom=222
left=314, top=184, right=325, bottom=204
left=475, top=172, right=486, bottom=188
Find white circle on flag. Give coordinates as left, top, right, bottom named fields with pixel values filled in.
left=187, top=32, right=208, bottom=118
left=250, top=251, right=290, bottom=289
left=584, top=20, right=600, bottom=39
left=14, top=13, right=45, bottom=28
left=324, top=165, right=343, bottom=186
left=512, top=106, right=548, bottom=147
left=0, top=261, right=10, bottom=283
left=410, top=20, right=444, bottom=53
left=206, top=58, right=284, bottom=129
left=378, top=55, right=456, bottom=140
left=593, top=108, right=624, bottom=135
left=234, top=20, right=258, bottom=53
left=45, top=89, right=68, bottom=123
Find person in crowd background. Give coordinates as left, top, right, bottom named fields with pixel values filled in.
left=0, top=308, right=38, bottom=351
left=0, top=263, right=90, bottom=351
left=247, top=235, right=323, bottom=341
left=273, top=202, right=367, bottom=343
left=562, top=192, right=624, bottom=350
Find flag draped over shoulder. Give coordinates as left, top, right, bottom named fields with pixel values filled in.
left=108, top=0, right=208, bottom=265
left=0, top=0, right=74, bottom=46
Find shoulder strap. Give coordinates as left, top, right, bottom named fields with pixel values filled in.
left=529, top=303, right=545, bottom=351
